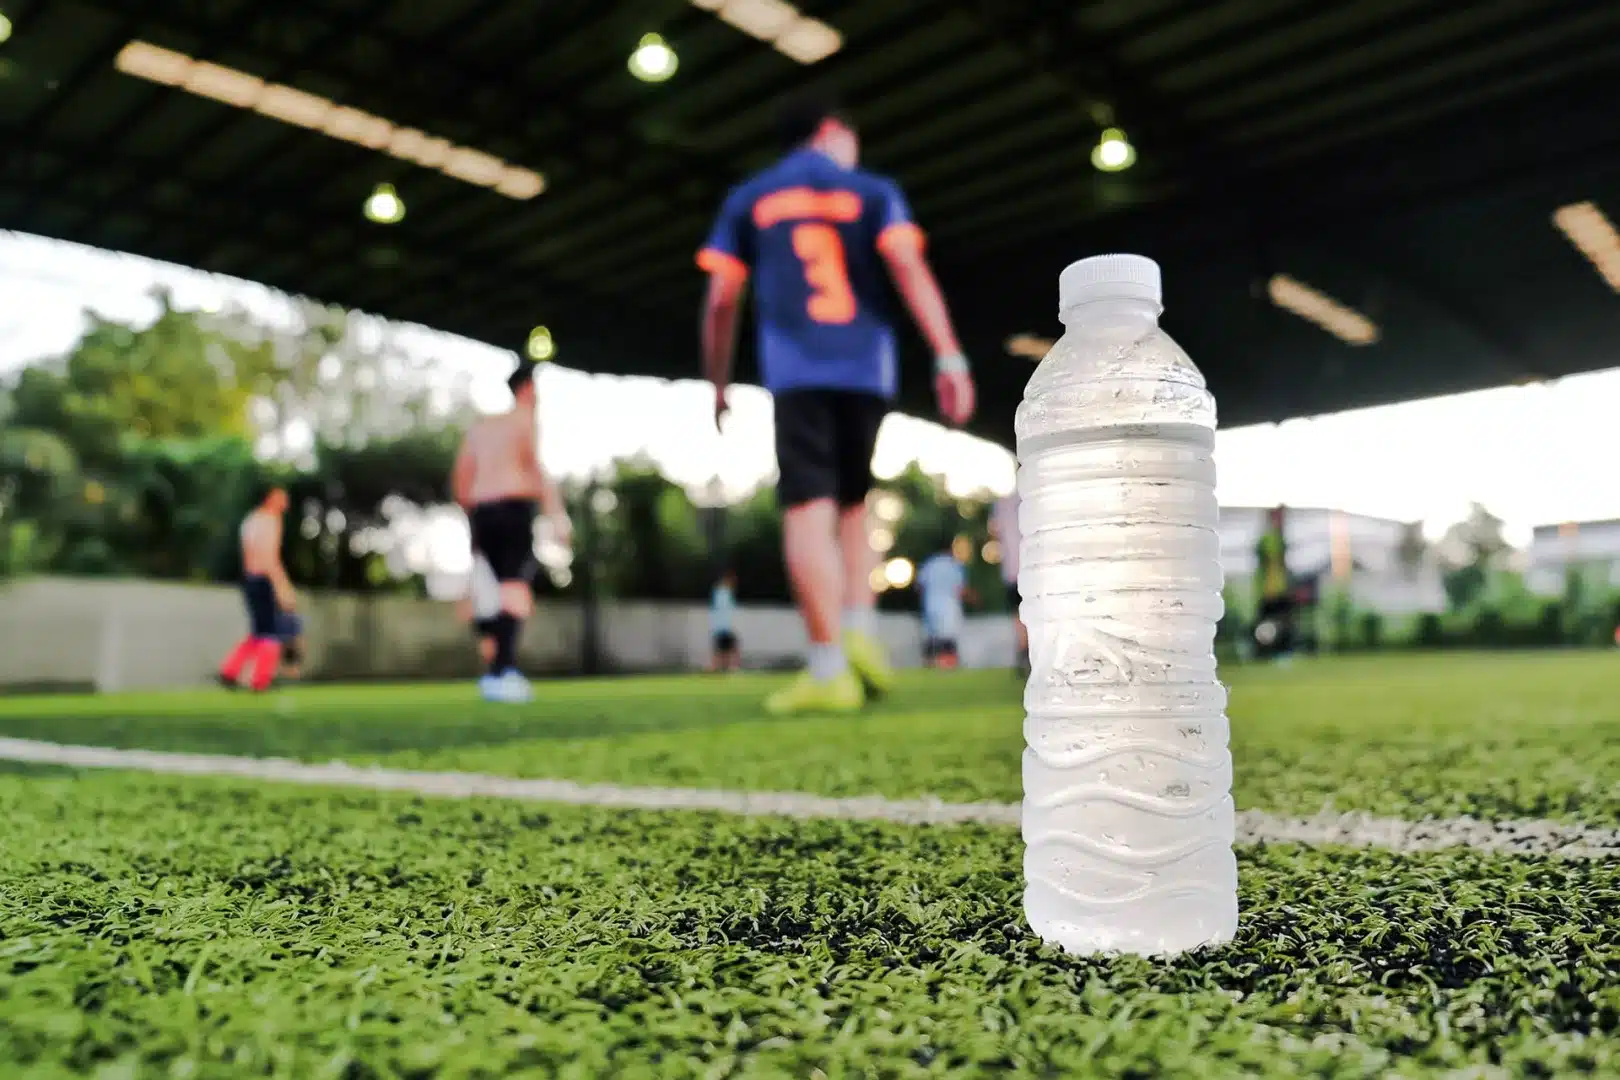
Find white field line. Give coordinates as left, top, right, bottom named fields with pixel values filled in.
left=2, top=736, right=1618, bottom=860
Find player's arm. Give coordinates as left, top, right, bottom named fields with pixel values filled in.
left=264, top=518, right=296, bottom=611
left=875, top=187, right=975, bottom=425
left=522, top=418, right=571, bottom=548
left=697, top=190, right=753, bottom=428
left=450, top=433, right=476, bottom=509
left=701, top=270, right=747, bottom=412
left=881, top=236, right=963, bottom=360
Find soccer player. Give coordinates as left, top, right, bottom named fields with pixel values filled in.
left=990, top=491, right=1028, bottom=674
left=451, top=361, right=571, bottom=703
left=698, top=96, right=976, bottom=714
left=217, top=485, right=296, bottom=692
left=916, top=543, right=968, bottom=670
left=709, top=569, right=742, bottom=672
left=1254, top=504, right=1295, bottom=662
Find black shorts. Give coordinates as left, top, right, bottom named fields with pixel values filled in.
left=242, top=575, right=279, bottom=638
left=773, top=390, right=888, bottom=509
left=713, top=630, right=738, bottom=653
left=469, top=498, right=538, bottom=583
left=1005, top=581, right=1021, bottom=612
left=1258, top=596, right=1296, bottom=621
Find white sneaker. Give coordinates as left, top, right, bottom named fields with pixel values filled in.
left=480, top=670, right=532, bottom=704
left=500, top=670, right=534, bottom=702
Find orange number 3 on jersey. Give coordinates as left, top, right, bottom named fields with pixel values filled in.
left=791, top=223, right=857, bottom=324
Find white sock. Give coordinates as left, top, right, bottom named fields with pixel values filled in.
left=807, top=643, right=847, bottom=681
left=841, top=606, right=876, bottom=637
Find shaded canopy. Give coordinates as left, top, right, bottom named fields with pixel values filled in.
left=4, top=0, right=1619, bottom=441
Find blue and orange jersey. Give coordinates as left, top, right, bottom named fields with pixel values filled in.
left=697, top=148, right=925, bottom=399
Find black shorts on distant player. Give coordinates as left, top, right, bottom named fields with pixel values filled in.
left=773, top=389, right=888, bottom=509
left=468, top=498, right=538, bottom=583
left=241, top=574, right=279, bottom=638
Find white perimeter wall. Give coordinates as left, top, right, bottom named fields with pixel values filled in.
left=0, top=578, right=1019, bottom=692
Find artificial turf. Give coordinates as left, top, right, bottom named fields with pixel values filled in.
left=2, top=652, right=1619, bottom=823
left=4, top=769, right=1620, bottom=1079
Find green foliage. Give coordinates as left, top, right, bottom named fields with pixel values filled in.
left=0, top=295, right=473, bottom=590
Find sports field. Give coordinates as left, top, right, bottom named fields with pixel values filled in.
left=1, top=652, right=1618, bottom=1077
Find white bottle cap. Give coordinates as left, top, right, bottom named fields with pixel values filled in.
left=1059, top=254, right=1162, bottom=316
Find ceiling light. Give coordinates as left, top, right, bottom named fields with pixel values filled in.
left=774, top=16, right=842, bottom=64
left=527, top=326, right=555, bottom=362
left=1553, top=201, right=1620, bottom=292
left=256, top=84, right=331, bottom=129
left=364, top=183, right=405, bottom=225
left=1267, top=274, right=1379, bottom=346
left=388, top=128, right=452, bottom=169
left=323, top=106, right=393, bottom=150
left=111, top=40, right=545, bottom=201
left=1091, top=127, right=1135, bottom=172
left=628, top=33, right=678, bottom=82
left=1005, top=333, right=1053, bottom=360
left=685, top=0, right=842, bottom=65
left=718, top=0, right=799, bottom=41
left=115, top=41, right=192, bottom=84
left=495, top=166, right=546, bottom=200
left=0, top=12, right=14, bottom=45
left=183, top=61, right=263, bottom=108
left=443, top=147, right=505, bottom=187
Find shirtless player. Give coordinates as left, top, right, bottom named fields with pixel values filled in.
left=451, top=361, right=571, bottom=703
left=218, top=485, right=298, bottom=692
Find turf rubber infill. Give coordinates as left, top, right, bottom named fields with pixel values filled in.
left=4, top=771, right=1620, bottom=1078
left=2, top=737, right=1620, bottom=860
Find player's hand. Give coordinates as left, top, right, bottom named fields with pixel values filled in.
left=277, top=590, right=297, bottom=613
left=713, top=383, right=730, bottom=432
left=550, top=511, right=574, bottom=552
left=934, top=367, right=976, bottom=427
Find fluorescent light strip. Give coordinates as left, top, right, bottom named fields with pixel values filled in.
left=689, top=0, right=842, bottom=64
left=1267, top=274, right=1379, bottom=346
left=113, top=41, right=545, bottom=200
left=1553, top=201, right=1620, bottom=293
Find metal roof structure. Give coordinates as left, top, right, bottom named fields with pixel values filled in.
left=3, top=0, right=1620, bottom=440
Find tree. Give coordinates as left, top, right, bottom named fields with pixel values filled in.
left=0, top=290, right=474, bottom=591
left=1395, top=521, right=1428, bottom=578
left=1438, top=503, right=1509, bottom=612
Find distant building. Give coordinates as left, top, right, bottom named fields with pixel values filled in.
left=1526, top=519, right=1620, bottom=595
left=1218, top=506, right=1446, bottom=615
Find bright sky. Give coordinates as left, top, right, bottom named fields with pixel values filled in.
left=3, top=229, right=1616, bottom=552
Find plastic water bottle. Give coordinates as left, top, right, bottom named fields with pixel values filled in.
left=1015, top=254, right=1237, bottom=956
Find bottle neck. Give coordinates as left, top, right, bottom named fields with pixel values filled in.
left=1059, top=297, right=1161, bottom=332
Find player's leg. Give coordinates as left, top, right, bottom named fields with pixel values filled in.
left=276, top=611, right=304, bottom=681
left=218, top=576, right=267, bottom=688
left=834, top=393, right=895, bottom=696
left=1008, top=581, right=1029, bottom=674
left=767, top=391, right=862, bottom=715
left=474, top=619, right=498, bottom=668
left=223, top=576, right=281, bottom=691
left=471, top=502, right=536, bottom=702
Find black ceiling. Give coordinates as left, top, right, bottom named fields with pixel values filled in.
left=4, top=0, right=1620, bottom=442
